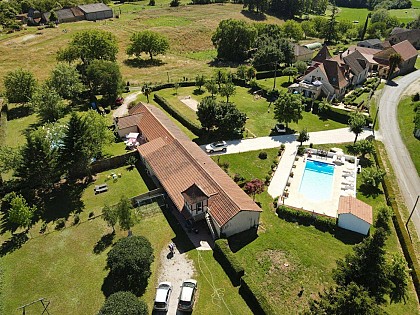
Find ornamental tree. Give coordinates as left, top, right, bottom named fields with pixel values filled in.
left=297, top=128, right=309, bottom=146
left=273, top=91, right=304, bottom=129
left=47, top=63, right=84, bottom=100
left=3, top=192, right=36, bottom=231
left=31, top=84, right=67, bottom=123
left=244, top=178, right=265, bottom=200
left=348, top=111, right=366, bottom=144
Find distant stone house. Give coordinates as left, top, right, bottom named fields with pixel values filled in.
left=55, top=7, right=85, bottom=23
left=118, top=103, right=262, bottom=239
left=78, top=3, right=113, bottom=21
left=373, top=40, right=418, bottom=78
left=387, top=27, right=420, bottom=49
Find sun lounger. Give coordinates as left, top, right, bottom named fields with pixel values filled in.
left=340, top=156, right=346, bottom=164
left=332, top=154, right=338, bottom=163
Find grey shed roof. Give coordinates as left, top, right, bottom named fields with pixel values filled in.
left=78, top=3, right=111, bottom=13
left=360, top=38, right=381, bottom=45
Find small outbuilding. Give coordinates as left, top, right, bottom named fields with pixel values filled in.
left=337, top=196, right=373, bottom=235
left=78, top=3, right=113, bottom=21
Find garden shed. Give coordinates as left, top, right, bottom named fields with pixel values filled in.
left=337, top=196, right=372, bottom=235
left=78, top=3, right=113, bottom=21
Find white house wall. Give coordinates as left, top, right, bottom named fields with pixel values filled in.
left=220, top=211, right=260, bottom=238
left=302, top=67, right=335, bottom=96
left=338, top=213, right=370, bottom=235
left=117, top=126, right=138, bottom=138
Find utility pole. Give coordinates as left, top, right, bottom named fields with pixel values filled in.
left=273, top=62, right=278, bottom=90
left=406, top=195, right=420, bottom=231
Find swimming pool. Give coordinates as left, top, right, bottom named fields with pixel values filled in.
left=299, top=159, right=335, bottom=202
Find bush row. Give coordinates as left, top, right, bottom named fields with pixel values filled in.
left=372, top=142, right=420, bottom=299
left=213, top=239, right=244, bottom=286
left=276, top=205, right=336, bottom=233
left=149, top=81, right=196, bottom=92
left=153, top=94, right=202, bottom=136
left=239, top=275, right=277, bottom=315
left=0, top=102, right=7, bottom=145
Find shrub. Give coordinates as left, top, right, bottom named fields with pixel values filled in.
left=233, top=173, right=245, bottom=183
left=265, top=174, right=272, bottom=184
left=276, top=206, right=336, bottom=233
left=297, top=145, right=305, bottom=156
left=73, top=213, right=80, bottom=225
left=239, top=275, right=277, bottom=315
left=412, top=93, right=420, bottom=102
left=258, top=151, right=268, bottom=159
left=55, top=218, right=66, bottom=230
left=98, top=291, right=148, bottom=315
left=213, top=239, right=244, bottom=286
left=170, top=0, right=180, bottom=6
left=280, top=144, right=285, bottom=151
left=148, top=0, right=155, bottom=5
left=89, top=211, right=95, bottom=219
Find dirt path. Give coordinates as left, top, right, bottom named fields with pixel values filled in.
left=156, top=246, right=195, bottom=314
left=113, top=91, right=142, bottom=118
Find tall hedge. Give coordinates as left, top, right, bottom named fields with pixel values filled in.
left=213, top=239, right=244, bottom=286
left=372, top=141, right=420, bottom=299
left=153, top=93, right=202, bottom=136
left=239, top=275, right=276, bottom=315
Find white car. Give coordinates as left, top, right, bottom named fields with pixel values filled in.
left=177, top=279, right=198, bottom=312
left=205, top=141, right=227, bottom=153
left=153, top=281, right=172, bottom=311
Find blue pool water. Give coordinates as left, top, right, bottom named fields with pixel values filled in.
left=299, top=160, right=335, bottom=202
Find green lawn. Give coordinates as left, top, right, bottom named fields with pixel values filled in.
left=397, top=97, right=420, bottom=174
left=152, top=86, right=347, bottom=138
left=3, top=104, right=38, bottom=148
left=216, top=148, right=419, bottom=314
left=413, top=0, right=420, bottom=8
left=389, top=8, right=419, bottom=24
left=256, top=76, right=291, bottom=91
left=335, top=7, right=369, bottom=22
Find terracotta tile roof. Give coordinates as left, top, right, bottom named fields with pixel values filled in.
left=323, top=60, right=348, bottom=89
left=345, top=46, right=382, bottom=65
left=392, top=40, right=418, bottom=61
left=133, top=104, right=261, bottom=227
left=137, top=137, right=166, bottom=157
left=338, top=196, right=373, bottom=224
left=343, top=50, right=369, bottom=75
left=182, top=183, right=209, bottom=204
left=117, top=114, right=142, bottom=130
left=312, top=45, right=331, bottom=63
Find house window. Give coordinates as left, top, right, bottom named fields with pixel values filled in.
left=196, top=202, right=203, bottom=213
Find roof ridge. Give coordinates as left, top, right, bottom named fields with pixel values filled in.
left=142, top=103, right=177, bottom=141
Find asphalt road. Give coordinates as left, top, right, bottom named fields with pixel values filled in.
left=377, top=70, right=420, bottom=237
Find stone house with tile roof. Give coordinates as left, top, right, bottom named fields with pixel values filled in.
left=387, top=28, right=420, bottom=49
left=118, top=103, right=262, bottom=239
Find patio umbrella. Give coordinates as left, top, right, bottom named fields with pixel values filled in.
left=126, top=132, right=139, bottom=139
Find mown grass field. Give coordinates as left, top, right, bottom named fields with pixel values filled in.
left=217, top=147, right=420, bottom=314
left=397, top=97, right=420, bottom=174
left=152, top=85, right=347, bottom=137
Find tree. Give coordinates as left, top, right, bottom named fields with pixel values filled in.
left=354, top=139, right=375, bottom=158
left=388, top=53, right=402, bottom=80
left=4, top=68, right=37, bottom=103
left=16, top=127, right=60, bottom=189
left=85, top=60, right=123, bottom=102
left=244, top=178, right=265, bottom=200
left=4, top=192, right=36, bottom=232
left=308, top=282, right=384, bottom=315
left=360, top=13, right=370, bottom=40
left=388, top=254, right=409, bottom=304
left=197, top=97, right=219, bottom=131
left=294, top=61, right=307, bottom=75
left=205, top=79, right=218, bottom=97
left=217, top=102, right=247, bottom=135
left=324, top=1, right=338, bottom=43
left=127, top=30, right=169, bottom=61
left=106, top=236, right=154, bottom=294
left=83, top=110, right=115, bottom=160
left=212, top=19, right=257, bottom=62
left=253, top=37, right=294, bottom=67
left=348, top=111, right=366, bottom=143
left=270, top=0, right=305, bottom=18
left=98, top=291, right=148, bottom=315
left=282, top=20, right=304, bottom=41
left=317, top=98, right=332, bottom=116
left=219, top=82, right=236, bottom=102
left=246, top=66, right=257, bottom=81
left=116, top=196, right=135, bottom=232
left=47, top=63, right=84, bottom=100
left=0, top=146, right=21, bottom=175
left=283, top=66, right=298, bottom=83
left=374, top=205, right=392, bottom=235
left=31, top=84, right=67, bottom=123
left=334, top=228, right=390, bottom=302
left=102, top=204, right=118, bottom=233
left=236, top=65, right=248, bottom=80
left=214, top=69, right=228, bottom=90
left=243, top=0, right=269, bottom=13
left=57, top=30, right=118, bottom=66
left=195, top=74, right=206, bottom=92
left=297, top=128, right=309, bottom=145
left=301, top=21, right=315, bottom=39
left=273, top=91, right=304, bottom=129
left=361, top=167, right=386, bottom=189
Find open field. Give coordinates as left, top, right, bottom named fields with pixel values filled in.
left=397, top=97, right=420, bottom=174
left=335, top=7, right=370, bottom=22
left=0, top=3, right=285, bottom=90
left=218, top=146, right=419, bottom=314
left=389, top=8, right=420, bottom=24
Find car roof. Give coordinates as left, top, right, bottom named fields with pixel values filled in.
left=155, top=282, right=171, bottom=302
left=180, top=279, right=197, bottom=301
